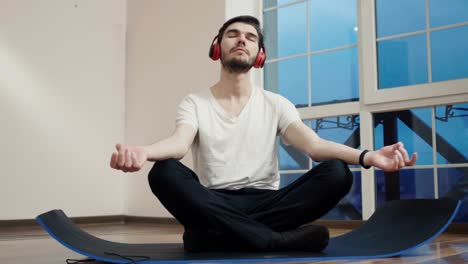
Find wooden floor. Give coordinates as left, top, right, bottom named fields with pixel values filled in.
left=0, top=222, right=467, bottom=264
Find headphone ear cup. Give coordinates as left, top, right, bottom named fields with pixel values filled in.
left=210, top=43, right=221, bottom=60
left=253, top=49, right=266, bottom=68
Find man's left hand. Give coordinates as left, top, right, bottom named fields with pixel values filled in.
left=365, top=142, right=417, bottom=172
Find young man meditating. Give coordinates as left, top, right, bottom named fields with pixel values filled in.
left=110, top=16, right=417, bottom=252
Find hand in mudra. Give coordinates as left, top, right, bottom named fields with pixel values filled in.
left=110, top=144, right=147, bottom=172
left=367, top=142, right=417, bottom=172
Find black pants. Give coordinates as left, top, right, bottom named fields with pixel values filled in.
left=148, top=159, right=353, bottom=250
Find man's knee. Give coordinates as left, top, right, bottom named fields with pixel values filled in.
left=320, top=159, right=353, bottom=195
left=148, top=158, right=180, bottom=188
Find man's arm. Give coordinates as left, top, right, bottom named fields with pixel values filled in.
left=282, top=120, right=417, bottom=171
left=144, top=124, right=197, bottom=161
left=110, top=124, right=197, bottom=172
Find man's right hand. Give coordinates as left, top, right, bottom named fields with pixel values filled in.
left=110, top=143, right=148, bottom=173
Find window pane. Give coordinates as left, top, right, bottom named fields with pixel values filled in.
left=310, top=115, right=360, bottom=167
left=264, top=56, right=308, bottom=108
left=374, top=108, right=433, bottom=165
left=321, top=171, right=362, bottom=220
left=278, top=141, right=310, bottom=170
left=264, top=2, right=307, bottom=59
left=375, top=0, right=426, bottom=38
left=309, top=0, right=357, bottom=51
left=310, top=48, right=359, bottom=105
left=377, top=34, right=428, bottom=89
left=278, top=121, right=310, bottom=170
left=279, top=172, right=303, bottom=188
left=431, top=26, right=468, bottom=82
left=438, top=168, right=467, bottom=198
left=438, top=167, right=467, bottom=222
left=264, top=0, right=276, bottom=9
left=429, top=0, right=468, bottom=28
left=376, top=169, right=435, bottom=207
left=435, top=104, right=468, bottom=165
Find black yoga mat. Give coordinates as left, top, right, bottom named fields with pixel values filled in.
left=36, top=198, right=460, bottom=263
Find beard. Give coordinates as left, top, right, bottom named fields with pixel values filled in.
left=220, top=53, right=254, bottom=73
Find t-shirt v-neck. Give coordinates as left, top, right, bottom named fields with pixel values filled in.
left=209, top=87, right=256, bottom=123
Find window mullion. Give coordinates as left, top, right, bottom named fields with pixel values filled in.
left=431, top=107, right=439, bottom=198
left=358, top=0, right=379, bottom=220
left=360, top=0, right=379, bottom=105
left=426, top=0, right=433, bottom=83
left=306, top=0, right=311, bottom=108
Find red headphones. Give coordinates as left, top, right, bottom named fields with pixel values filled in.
left=209, top=35, right=266, bottom=68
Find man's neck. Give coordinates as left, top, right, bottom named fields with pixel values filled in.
left=212, top=68, right=252, bottom=99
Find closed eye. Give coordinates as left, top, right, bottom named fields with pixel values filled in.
left=246, top=33, right=258, bottom=42
left=225, top=29, right=258, bottom=42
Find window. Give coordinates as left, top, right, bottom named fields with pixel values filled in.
left=373, top=104, right=467, bottom=222
left=261, top=0, right=468, bottom=221
left=263, top=0, right=359, bottom=108
left=376, top=0, right=468, bottom=89
left=279, top=116, right=362, bottom=220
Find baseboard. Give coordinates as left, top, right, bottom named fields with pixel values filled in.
left=123, top=215, right=180, bottom=225
left=0, top=215, right=179, bottom=228
left=1, top=216, right=466, bottom=234
left=315, top=220, right=468, bottom=234
left=314, top=219, right=364, bottom=230
left=443, top=222, right=468, bottom=234
left=0, top=215, right=125, bottom=228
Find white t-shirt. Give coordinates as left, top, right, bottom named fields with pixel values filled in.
left=175, top=86, right=301, bottom=190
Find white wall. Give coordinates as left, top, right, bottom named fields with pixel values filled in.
left=0, top=0, right=126, bottom=219
left=124, top=0, right=224, bottom=217
left=0, top=0, right=253, bottom=220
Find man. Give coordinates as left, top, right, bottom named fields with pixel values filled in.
left=110, top=16, right=417, bottom=252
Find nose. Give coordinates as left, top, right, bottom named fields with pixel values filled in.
left=236, top=34, right=247, bottom=45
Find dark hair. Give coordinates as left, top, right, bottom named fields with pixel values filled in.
left=217, top=15, right=264, bottom=48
